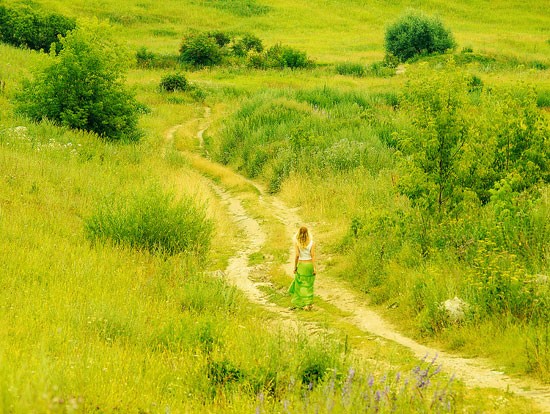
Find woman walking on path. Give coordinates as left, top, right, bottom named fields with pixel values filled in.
left=289, top=226, right=316, bottom=310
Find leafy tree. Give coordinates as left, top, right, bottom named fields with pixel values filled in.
left=396, top=66, right=470, bottom=217
left=385, top=11, right=455, bottom=62
left=15, top=20, right=141, bottom=141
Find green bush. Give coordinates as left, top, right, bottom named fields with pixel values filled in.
left=385, top=11, right=455, bottom=62
left=160, top=72, right=189, bottom=92
left=208, top=30, right=231, bottom=48
left=15, top=21, right=142, bottom=141
left=0, top=4, right=75, bottom=53
left=249, top=44, right=312, bottom=69
left=232, top=32, right=263, bottom=56
left=179, top=32, right=223, bottom=67
left=85, top=187, right=213, bottom=257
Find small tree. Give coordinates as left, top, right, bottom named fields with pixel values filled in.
left=396, top=66, right=470, bottom=218
left=179, top=32, right=222, bottom=67
left=385, top=11, right=455, bottom=62
left=15, top=20, right=141, bottom=141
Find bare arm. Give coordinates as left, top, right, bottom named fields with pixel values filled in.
left=294, top=243, right=299, bottom=273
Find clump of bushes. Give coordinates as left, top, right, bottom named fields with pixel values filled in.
left=0, top=4, right=76, bottom=53
left=248, top=43, right=312, bottom=69
left=85, top=186, right=213, bottom=257
left=178, top=30, right=312, bottom=69
left=179, top=31, right=224, bottom=67
left=385, top=11, right=455, bottom=62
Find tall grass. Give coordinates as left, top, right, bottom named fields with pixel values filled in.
left=84, top=185, right=213, bottom=257
left=2, top=0, right=550, bottom=410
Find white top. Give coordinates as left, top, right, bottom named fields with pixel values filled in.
left=297, top=239, right=313, bottom=260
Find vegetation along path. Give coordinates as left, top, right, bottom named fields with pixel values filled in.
left=167, top=109, right=550, bottom=413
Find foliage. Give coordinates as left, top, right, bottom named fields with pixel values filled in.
left=177, top=30, right=311, bottom=70
left=84, top=186, right=213, bottom=257
left=208, top=88, right=392, bottom=193
left=232, top=32, right=263, bottom=56
left=160, top=72, right=189, bottom=92
left=395, top=66, right=470, bottom=218
left=0, top=4, right=75, bottom=53
left=385, top=11, right=455, bottom=62
left=179, top=31, right=223, bottom=67
left=15, top=20, right=142, bottom=141
left=250, top=43, right=312, bottom=69
left=463, top=240, right=549, bottom=323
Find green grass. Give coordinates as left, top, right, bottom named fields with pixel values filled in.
left=1, top=0, right=550, bottom=412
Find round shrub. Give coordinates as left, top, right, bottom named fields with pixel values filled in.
left=85, top=187, right=213, bottom=257
left=385, top=11, right=455, bottom=62
left=263, top=44, right=311, bottom=69
left=179, top=32, right=222, bottom=67
left=160, top=72, right=189, bottom=92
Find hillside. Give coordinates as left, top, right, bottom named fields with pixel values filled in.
left=0, top=0, right=549, bottom=412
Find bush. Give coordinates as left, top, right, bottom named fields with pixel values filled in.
left=232, top=33, right=263, bottom=57
left=160, top=72, right=189, bottom=92
left=16, top=21, right=142, bottom=141
left=85, top=187, right=213, bottom=257
left=208, top=30, right=231, bottom=48
left=250, top=44, right=311, bottom=69
left=179, top=32, right=223, bottom=67
left=0, top=4, right=75, bottom=53
left=385, top=11, right=455, bottom=62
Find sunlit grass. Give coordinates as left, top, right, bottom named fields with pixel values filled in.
left=2, top=0, right=549, bottom=411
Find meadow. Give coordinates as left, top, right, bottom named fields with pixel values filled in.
left=0, top=0, right=549, bottom=412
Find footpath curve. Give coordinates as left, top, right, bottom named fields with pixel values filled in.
left=167, top=109, right=550, bottom=413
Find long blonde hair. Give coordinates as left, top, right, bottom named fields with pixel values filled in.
left=296, top=226, right=311, bottom=248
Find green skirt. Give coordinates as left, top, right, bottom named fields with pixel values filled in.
left=288, top=262, right=315, bottom=308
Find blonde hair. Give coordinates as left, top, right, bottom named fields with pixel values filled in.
left=296, top=226, right=311, bottom=248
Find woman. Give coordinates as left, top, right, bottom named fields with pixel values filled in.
left=288, top=226, right=316, bottom=310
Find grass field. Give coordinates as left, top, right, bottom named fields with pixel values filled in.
left=1, top=0, right=549, bottom=412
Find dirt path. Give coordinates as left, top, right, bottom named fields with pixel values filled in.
left=167, top=110, right=550, bottom=413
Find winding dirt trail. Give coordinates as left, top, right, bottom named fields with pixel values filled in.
left=166, top=108, right=550, bottom=413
